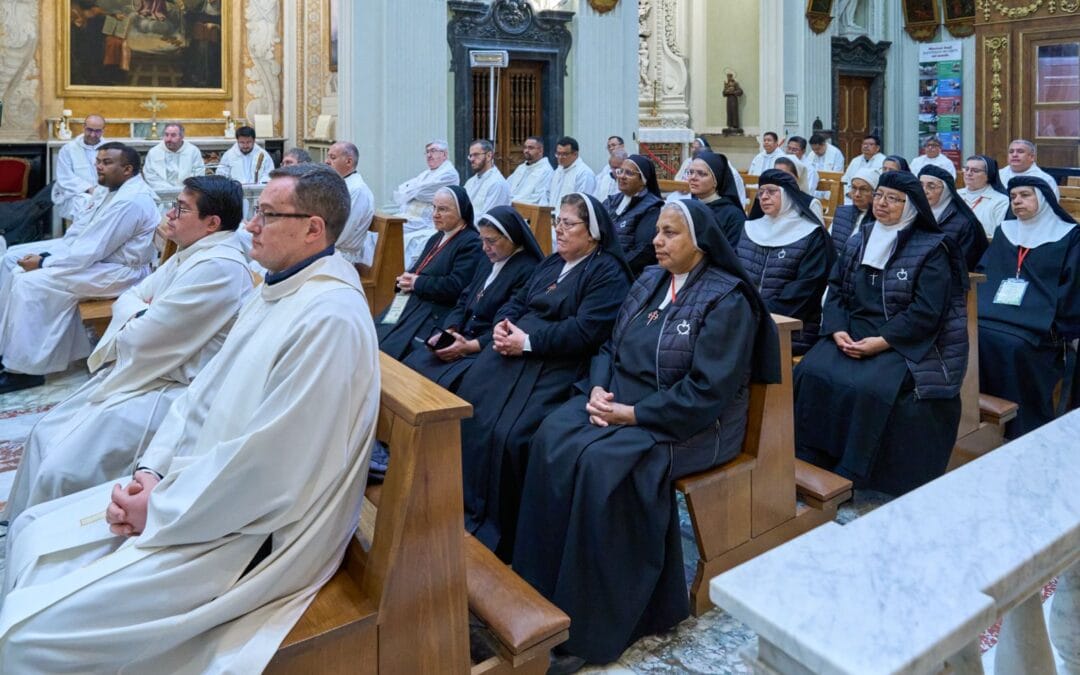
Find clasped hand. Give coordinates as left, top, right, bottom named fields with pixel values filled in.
left=492, top=319, right=527, bottom=356
left=17, top=254, right=43, bottom=272
left=833, top=331, right=890, bottom=359
left=395, top=272, right=418, bottom=293
left=105, top=471, right=160, bottom=537
left=586, top=386, right=636, bottom=427
left=429, top=329, right=479, bottom=362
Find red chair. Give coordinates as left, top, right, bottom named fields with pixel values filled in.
left=0, top=157, right=31, bottom=203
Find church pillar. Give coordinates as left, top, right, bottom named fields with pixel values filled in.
left=635, top=0, right=694, bottom=176
left=758, top=0, right=785, bottom=138
left=282, top=0, right=299, bottom=147
left=345, top=0, right=450, bottom=206
left=567, top=0, right=640, bottom=172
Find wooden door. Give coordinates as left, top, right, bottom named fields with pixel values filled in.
left=837, top=75, right=873, bottom=161
left=472, top=60, right=543, bottom=177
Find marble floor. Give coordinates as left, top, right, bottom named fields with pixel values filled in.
left=0, top=368, right=1056, bottom=673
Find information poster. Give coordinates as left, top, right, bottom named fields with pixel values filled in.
left=918, top=41, right=963, bottom=169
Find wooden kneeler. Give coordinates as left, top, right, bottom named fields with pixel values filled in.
left=267, top=355, right=568, bottom=674
left=675, top=314, right=853, bottom=616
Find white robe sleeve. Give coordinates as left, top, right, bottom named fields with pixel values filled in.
left=187, top=145, right=206, bottom=180
left=481, top=176, right=511, bottom=214
left=42, top=201, right=145, bottom=274
left=137, top=297, right=374, bottom=547
left=142, top=146, right=171, bottom=191
left=336, top=183, right=376, bottom=263
left=573, top=165, right=596, bottom=195
left=53, top=144, right=95, bottom=198
left=215, top=148, right=236, bottom=179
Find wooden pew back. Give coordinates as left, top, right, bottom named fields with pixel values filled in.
left=511, top=201, right=553, bottom=256
left=658, top=178, right=689, bottom=196
left=817, top=170, right=843, bottom=185
left=817, top=176, right=843, bottom=216
left=361, top=214, right=405, bottom=316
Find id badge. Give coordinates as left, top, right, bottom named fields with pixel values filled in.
left=993, top=278, right=1029, bottom=306
left=381, top=292, right=410, bottom=324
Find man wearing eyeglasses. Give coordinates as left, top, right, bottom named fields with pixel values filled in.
left=0, top=165, right=381, bottom=673
left=592, top=148, right=627, bottom=200
left=51, top=114, right=107, bottom=221
left=392, top=139, right=460, bottom=268
left=325, top=141, right=376, bottom=268
left=463, top=139, right=511, bottom=216
left=546, top=136, right=596, bottom=208
left=3, top=175, right=252, bottom=523
left=0, top=143, right=159, bottom=393
left=909, top=137, right=956, bottom=179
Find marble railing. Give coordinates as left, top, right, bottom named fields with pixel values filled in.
left=154, top=183, right=265, bottom=210
left=710, top=409, right=1080, bottom=675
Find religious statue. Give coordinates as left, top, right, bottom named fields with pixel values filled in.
left=722, top=72, right=744, bottom=136
left=835, top=0, right=865, bottom=37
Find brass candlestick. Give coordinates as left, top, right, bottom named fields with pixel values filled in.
left=140, top=95, right=168, bottom=140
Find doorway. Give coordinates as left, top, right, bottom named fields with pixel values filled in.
left=837, top=75, right=873, bottom=162
left=471, top=60, right=544, bottom=177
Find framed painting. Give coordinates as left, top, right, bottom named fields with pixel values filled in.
left=59, top=0, right=231, bottom=99
left=328, top=0, right=338, bottom=72
left=805, top=0, right=834, bottom=34
left=902, top=0, right=940, bottom=42
left=942, top=0, right=975, bottom=38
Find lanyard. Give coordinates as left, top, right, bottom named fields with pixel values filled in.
left=414, top=229, right=461, bottom=275
left=669, top=275, right=678, bottom=303
left=970, top=195, right=985, bottom=210
left=1016, top=246, right=1031, bottom=279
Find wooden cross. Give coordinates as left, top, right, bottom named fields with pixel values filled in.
left=140, top=95, right=168, bottom=139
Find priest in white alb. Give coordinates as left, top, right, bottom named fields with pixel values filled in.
left=2, top=175, right=252, bottom=523
left=909, top=136, right=956, bottom=179
left=505, top=135, right=553, bottom=204
left=463, top=139, right=511, bottom=216
left=325, top=141, right=376, bottom=267
left=0, top=143, right=159, bottom=393
left=546, top=136, right=595, bottom=207
left=142, top=122, right=206, bottom=191
left=50, top=114, right=106, bottom=220
left=392, top=139, right=460, bottom=268
left=0, top=164, right=379, bottom=674
left=999, top=138, right=1060, bottom=198
left=216, top=126, right=275, bottom=184
left=592, top=149, right=626, bottom=200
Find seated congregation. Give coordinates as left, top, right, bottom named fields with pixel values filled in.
left=0, top=124, right=1076, bottom=675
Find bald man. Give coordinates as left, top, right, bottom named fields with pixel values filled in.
left=52, top=114, right=107, bottom=220
left=326, top=141, right=376, bottom=267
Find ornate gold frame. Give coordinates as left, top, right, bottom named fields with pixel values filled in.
left=326, top=0, right=338, bottom=72
left=903, top=0, right=942, bottom=41
left=57, top=0, right=232, bottom=99
left=805, top=0, right=835, bottom=34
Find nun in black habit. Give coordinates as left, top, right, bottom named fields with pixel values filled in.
left=738, top=169, right=836, bottom=354
left=375, top=185, right=483, bottom=360
left=512, top=199, right=780, bottom=670
left=457, top=192, right=633, bottom=558
left=402, top=206, right=544, bottom=390
left=977, top=177, right=1080, bottom=438
left=795, top=170, right=968, bottom=496
left=882, top=155, right=910, bottom=173
left=685, top=150, right=747, bottom=247
left=603, top=154, right=663, bottom=276
left=918, top=164, right=990, bottom=269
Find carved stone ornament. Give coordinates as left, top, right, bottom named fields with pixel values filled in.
left=588, top=0, right=620, bottom=13
left=805, top=0, right=834, bottom=34
left=494, top=0, right=533, bottom=35
left=984, top=35, right=1008, bottom=130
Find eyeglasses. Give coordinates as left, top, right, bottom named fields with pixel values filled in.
left=554, top=217, right=586, bottom=231
left=480, top=235, right=506, bottom=246
left=614, top=168, right=641, bottom=178
left=251, top=205, right=312, bottom=226
left=872, top=191, right=907, bottom=206
left=758, top=186, right=782, bottom=197
left=921, top=182, right=944, bottom=192
left=849, top=186, right=873, bottom=195
left=962, top=166, right=986, bottom=174
left=166, top=202, right=193, bottom=217
left=84, top=127, right=105, bottom=134
left=685, top=168, right=712, bottom=179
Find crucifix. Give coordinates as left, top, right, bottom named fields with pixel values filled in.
left=140, top=95, right=168, bottom=140
left=868, top=272, right=878, bottom=285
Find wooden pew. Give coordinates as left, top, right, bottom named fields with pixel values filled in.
left=360, top=213, right=405, bottom=316
left=744, top=186, right=758, bottom=215
left=658, top=178, right=689, bottom=196
left=511, top=201, right=553, bottom=256
left=1068, top=176, right=1080, bottom=187
left=268, top=354, right=568, bottom=674
left=948, top=273, right=1019, bottom=469
left=817, top=170, right=843, bottom=185
left=675, top=314, right=853, bottom=615
left=816, top=175, right=843, bottom=216
left=78, top=238, right=179, bottom=339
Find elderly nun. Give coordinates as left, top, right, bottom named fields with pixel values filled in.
left=919, top=164, right=989, bottom=269
left=958, top=154, right=1011, bottom=240
left=831, top=167, right=879, bottom=251
left=603, top=154, right=664, bottom=276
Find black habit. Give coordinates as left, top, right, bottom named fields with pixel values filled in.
left=692, top=151, right=747, bottom=247
left=919, top=164, right=989, bottom=270
left=604, top=155, right=663, bottom=276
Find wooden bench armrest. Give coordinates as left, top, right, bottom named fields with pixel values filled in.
left=674, top=453, right=756, bottom=494
left=979, top=394, right=1019, bottom=424
left=78, top=298, right=116, bottom=321
left=465, top=534, right=570, bottom=658
left=794, top=459, right=852, bottom=503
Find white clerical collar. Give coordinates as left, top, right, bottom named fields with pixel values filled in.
left=1000, top=192, right=1076, bottom=248
left=699, top=192, right=720, bottom=204
left=527, top=158, right=546, bottom=167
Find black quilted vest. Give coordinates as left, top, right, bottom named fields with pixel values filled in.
left=736, top=231, right=820, bottom=354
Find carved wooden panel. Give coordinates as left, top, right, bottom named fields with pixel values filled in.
left=472, top=60, right=543, bottom=177
left=837, top=75, right=872, bottom=161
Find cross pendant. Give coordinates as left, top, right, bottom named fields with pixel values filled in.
left=869, top=272, right=878, bottom=285
left=646, top=310, right=660, bottom=326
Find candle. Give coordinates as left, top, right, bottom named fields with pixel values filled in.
left=223, top=110, right=231, bottom=118
left=62, top=109, right=72, bottom=117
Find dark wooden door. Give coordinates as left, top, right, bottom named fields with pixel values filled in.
left=837, top=75, right=873, bottom=161
left=472, top=60, right=543, bottom=177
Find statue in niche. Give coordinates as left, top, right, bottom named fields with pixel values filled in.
left=722, top=71, right=744, bottom=136
left=638, top=1, right=652, bottom=96
left=835, top=0, right=865, bottom=37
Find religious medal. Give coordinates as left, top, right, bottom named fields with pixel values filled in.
left=546, top=282, right=558, bottom=293
left=645, top=309, right=661, bottom=326
left=676, top=320, right=691, bottom=335
left=777, top=249, right=787, bottom=259
left=896, top=268, right=909, bottom=281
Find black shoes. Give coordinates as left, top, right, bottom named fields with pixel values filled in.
left=0, top=372, right=46, bottom=394
left=547, top=652, right=587, bottom=675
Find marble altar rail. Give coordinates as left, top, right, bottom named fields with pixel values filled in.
left=710, top=410, right=1080, bottom=675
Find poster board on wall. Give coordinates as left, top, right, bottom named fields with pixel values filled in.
left=917, top=41, right=963, bottom=170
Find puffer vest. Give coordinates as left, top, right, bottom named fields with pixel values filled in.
left=839, top=224, right=968, bottom=399
left=736, top=231, right=820, bottom=354
left=830, top=205, right=862, bottom=252
left=613, top=264, right=753, bottom=459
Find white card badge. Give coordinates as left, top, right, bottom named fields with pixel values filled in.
left=381, top=292, right=410, bottom=324
left=993, top=278, right=1029, bottom=306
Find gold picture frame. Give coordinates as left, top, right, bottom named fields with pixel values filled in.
left=59, top=0, right=232, bottom=99
left=805, top=0, right=834, bottom=34
left=327, top=0, right=338, bottom=73
left=902, top=0, right=941, bottom=42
